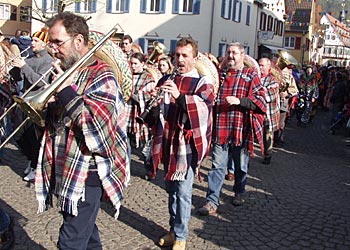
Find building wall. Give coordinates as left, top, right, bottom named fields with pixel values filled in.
left=0, top=0, right=32, bottom=37
left=32, top=0, right=262, bottom=58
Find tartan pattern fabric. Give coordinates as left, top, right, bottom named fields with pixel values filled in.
left=35, top=59, right=128, bottom=218
left=126, top=71, right=156, bottom=148
left=214, top=67, right=266, bottom=156
left=261, top=73, right=280, bottom=132
left=152, top=71, right=214, bottom=181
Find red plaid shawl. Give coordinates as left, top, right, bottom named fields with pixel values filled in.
left=261, top=73, right=280, bottom=132
left=126, top=71, right=156, bottom=148
left=152, top=71, right=214, bottom=181
left=35, top=59, right=128, bottom=217
left=214, top=67, right=266, bottom=156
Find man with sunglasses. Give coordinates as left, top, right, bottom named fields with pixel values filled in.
left=34, top=12, right=128, bottom=249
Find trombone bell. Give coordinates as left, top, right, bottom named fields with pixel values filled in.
left=12, top=95, right=45, bottom=127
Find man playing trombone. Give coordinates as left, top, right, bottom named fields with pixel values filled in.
left=34, top=12, right=128, bottom=249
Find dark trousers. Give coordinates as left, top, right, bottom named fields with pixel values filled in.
left=57, top=185, right=102, bottom=250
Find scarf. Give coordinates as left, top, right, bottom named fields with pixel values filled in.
left=35, top=59, right=128, bottom=218
left=152, top=73, right=214, bottom=181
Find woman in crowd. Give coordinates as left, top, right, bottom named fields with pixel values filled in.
left=158, top=56, right=174, bottom=76
left=127, top=52, right=157, bottom=179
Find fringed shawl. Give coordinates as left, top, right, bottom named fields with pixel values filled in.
left=35, top=59, right=128, bottom=218
left=152, top=71, right=214, bottom=181
left=214, top=67, right=266, bottom=156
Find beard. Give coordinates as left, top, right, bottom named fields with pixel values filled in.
left=58, top=47, right=81, bottom=71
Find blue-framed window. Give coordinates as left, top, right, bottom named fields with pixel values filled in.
left=138, top=38, right=165, bottom=54
left=221, top=0, right=232, bottom=19
left=232, top=0, right=241, bottom=22
left=218, top=43, right=227, bottom=58
left=172, top=0, right=200, bottom=14
left=244, top=46, right=250, bottom=55
left=246, top=5, right=250, bottom=25
left=75, top=0, right=97, bottom=13
left=170, top=39, right=178, bottom=54
left=43, top=0, right=58, bottom=13
left=140, top=0, right=166, bottom=13
left=106, top=0, right=129, bottom=13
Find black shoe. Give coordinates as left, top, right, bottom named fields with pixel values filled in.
left=0, top=217, right=15, bottom=250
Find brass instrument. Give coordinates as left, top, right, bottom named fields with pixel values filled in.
left=2, top=46, right=31, bottom=71
left=276, top=49, right=299, bottom=70
left=0, top=25, right=119, bottom=149
left=146, top=41, right=167, bottom=65
left=136, top=68, right=179, bottom=124
left=0, top=65, right=57, bottom=149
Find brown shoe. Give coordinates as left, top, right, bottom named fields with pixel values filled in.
left=159, top=231, right=175, bottom=247
left=225, top=173, right=234, bottom=181
left=198, top=202, right=217, bottom=216
left=172, top=240, right=186, bottom=250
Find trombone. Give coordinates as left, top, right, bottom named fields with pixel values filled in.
left=0, top=65, right=56, bottom=149
left=0, top=25, right=118, bottom=149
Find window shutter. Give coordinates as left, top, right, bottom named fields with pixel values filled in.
left=92, top=0, right=97, bottom=13
left=170, top=39, right=177, bottom=54
left=139, top=38, right=146, bottom=52
left=295, top=37, right=301, bottom=49
left=172, top=0, right=179, bottom=14
left=106, top=0, right=111, bottom=13
left=246, top=5, right=250, bottom=25
left=160, top=0, right=166, bottom=13
left=232, top=0, right=237, bottom=21
left=219, top=43, right=226, bottom=57
left=238, top=1, right=242, bottom=22
left=193, top=0, right=200, bottom=14
left=125, top=0, right=130, bottom=13
left=140, top=0, right=146, bottom=13
left=75, top=2, right=80, bottom=13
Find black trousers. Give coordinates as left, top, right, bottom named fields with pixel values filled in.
left=57, top=185, right=103, bottom=250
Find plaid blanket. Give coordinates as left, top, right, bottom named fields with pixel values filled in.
left=126, top=70, right=156, bottom=148
left=261, top=73, right=280, bottom=132
left=152, top=71, right=214, bottom=181
left=35, top=59, right=128, bottom=218
left=214, top=67, right=266, bottom=156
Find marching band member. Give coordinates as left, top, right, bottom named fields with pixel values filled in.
left=34, top=12, right=128, bottom=249
left=127, top=52, right=156, bottom=180
left=199, top=42, right=266, bottom=215
left=149, top=37, right=214, bottom=250
left=11, top=27, right=55, bottom=182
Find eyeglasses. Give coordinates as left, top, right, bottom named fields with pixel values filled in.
left=47, top=36, right=75, bottom=50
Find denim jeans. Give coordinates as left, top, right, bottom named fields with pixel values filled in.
left=165, top=167, right=194, bottom=241
left=0, top=207, right=10, bottom=234
left=206, top=143, right=249, bottom=207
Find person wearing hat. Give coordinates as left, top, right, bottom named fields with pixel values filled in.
left=11, top=27, right=55, bottom=182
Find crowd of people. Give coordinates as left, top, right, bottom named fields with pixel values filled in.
left=0, top=11, right=350, bottom=250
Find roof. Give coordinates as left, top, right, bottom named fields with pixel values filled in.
left=285, top=0, right=313, bottom=32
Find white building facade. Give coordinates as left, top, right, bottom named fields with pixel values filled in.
left=319, top=13, right=350, bottom=67
left=31, top=0, right=286, bottom=59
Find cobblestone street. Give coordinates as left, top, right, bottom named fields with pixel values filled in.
left=0, top=109, right=349, bottom=250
